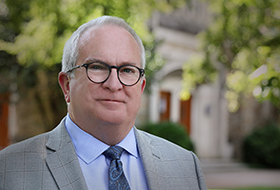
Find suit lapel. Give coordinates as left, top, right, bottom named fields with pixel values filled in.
left=134, top=128, right=161, bottom=190
left=45, top=119, right=88, bottom=190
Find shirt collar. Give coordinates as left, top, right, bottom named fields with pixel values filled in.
left=117, top=126, right=138, bottom=159
left=65, top=114, right=138, bottom=164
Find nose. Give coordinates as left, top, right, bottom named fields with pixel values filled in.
left=102, top=68, right=123, bottom=91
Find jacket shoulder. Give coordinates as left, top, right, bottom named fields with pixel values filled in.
left=0, top=132, right=50, bottom=157
left=136, top=129, right=194, bottom=158
left=135, top=129, right=207, bottom=190
left=0, top=118, right=67, bottom=156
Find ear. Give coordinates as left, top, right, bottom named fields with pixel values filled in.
left=58, top=72, right=71, bottom=103
left=140, top=77, right=146, bottom=94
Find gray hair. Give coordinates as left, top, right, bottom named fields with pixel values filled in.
left=61, top=16, right=146, bottom=74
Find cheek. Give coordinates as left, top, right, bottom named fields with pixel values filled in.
left=70, top=84, right=97, bottom=116
left=69, top=79, right=92, bottom=102
left=127, top=87, right=142, bottom=109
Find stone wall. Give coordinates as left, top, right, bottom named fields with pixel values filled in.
left=229, top=96, right=279, bottom=159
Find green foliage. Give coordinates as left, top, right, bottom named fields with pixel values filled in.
left=182, top=0, right=280, bottom=111
left=0, top=0, right=184, bottom=66
left=242, top=123, right=280, bottom=168
left=181, top=54, right=217, bottom=100
left=141, top=121, right=195, bottom=151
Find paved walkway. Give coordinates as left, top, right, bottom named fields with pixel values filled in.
left=201, top=159, right=280, bottom=189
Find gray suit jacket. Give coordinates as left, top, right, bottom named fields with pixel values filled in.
left=0, top=118, right=207, bottom=190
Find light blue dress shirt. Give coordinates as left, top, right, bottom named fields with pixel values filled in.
left=65, top=114, right=149, bottom=190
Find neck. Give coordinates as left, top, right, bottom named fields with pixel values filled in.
left=69, top=114, right=134, bottom=145
left=90, top=122, right=133, bottom=145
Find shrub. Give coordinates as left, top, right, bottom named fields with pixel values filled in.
left=242, top=123, right=280, bottom=168
left=140, top=121, right=195, bottom=152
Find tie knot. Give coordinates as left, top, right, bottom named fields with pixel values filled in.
left=103, top=146, right=124, bottom=160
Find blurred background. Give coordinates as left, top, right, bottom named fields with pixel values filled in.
left=1, top=0, right=280, bottom=189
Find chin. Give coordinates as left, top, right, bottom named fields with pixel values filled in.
left=100, top=119, right=125, bottom=126
left=98, top=114, right=126, bottom=125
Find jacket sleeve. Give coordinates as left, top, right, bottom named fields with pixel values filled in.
left=191, top=152, right=208, bottom=190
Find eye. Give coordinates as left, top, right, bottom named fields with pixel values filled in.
left=123, top=68, right=134, bottom=73
left=120, top=66, right=137, bottom=74
left=88, top=63, right=108, bottom=70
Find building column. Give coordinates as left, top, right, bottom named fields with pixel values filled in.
left=149, top=82, right=160, bottom=122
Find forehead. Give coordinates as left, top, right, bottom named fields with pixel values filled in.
left=76, top=25, right=141, bottom=67
left=78, top=25, right=140, bottom=50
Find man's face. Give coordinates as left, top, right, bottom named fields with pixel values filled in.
left=61, top=25, right=145, bottom=131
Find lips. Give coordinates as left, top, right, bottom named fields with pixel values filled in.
left=97, top=99, right=125, bottom=103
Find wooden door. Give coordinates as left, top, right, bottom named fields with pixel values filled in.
left=0, top=94, right=9, bottom=150
left=180, top=96, right=192, bottom=135
left=160, top=91, right=171, bottom=121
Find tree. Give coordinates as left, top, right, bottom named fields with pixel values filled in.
left=181, top=0, right=280, bottom=114
left=0, top=0, right=186, bottom=135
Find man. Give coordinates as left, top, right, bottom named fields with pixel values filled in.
left=0, top=16, right=207, bottom=190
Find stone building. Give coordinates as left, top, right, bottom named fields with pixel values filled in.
left=136, top=1, right=233, bottom=159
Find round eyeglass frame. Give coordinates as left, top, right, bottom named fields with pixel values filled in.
left=66, top=61, right=145, bottom=86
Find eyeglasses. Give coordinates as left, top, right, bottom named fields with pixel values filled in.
left=66, top=61, right=145, bottom=86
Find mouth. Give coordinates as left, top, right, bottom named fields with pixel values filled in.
left=97, top=99, right=125, bottom=103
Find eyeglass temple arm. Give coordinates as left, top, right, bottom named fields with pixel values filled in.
left=66, top=65, right=83, bottom=73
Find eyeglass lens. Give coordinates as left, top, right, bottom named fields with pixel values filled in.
left=86, top=62, right=142, bottom=86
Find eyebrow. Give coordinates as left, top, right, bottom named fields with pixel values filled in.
left=84, top=58, right=103, bottom=63
left=84, top=58, right=138, bottom=66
